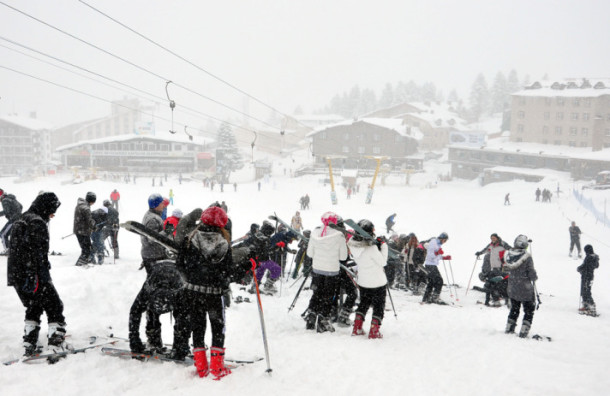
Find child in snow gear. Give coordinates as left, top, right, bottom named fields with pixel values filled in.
left=386, top=234, right=407, bottom=289
left=304, top=212, right=348, bottom=333
left=503, top=235, right=538, bottom=338
left=7, top=192, right=66, bottom=356
left=73, top=192, right=96, bottom=266
left=403, top=234, right=426, bottom=294
left=169, top=206, right=250, bottom=379
left=128, top=260, right=184, bottom=354
left=577, top=244, right=599, bottom=316
left=422, top=233, right=450, bottom=304
left=476, top=233, right=511, bottom=306
left=140, top=193, right=168, bottom=274
left=569, top=221, right=582, bottom=258
left=90, top=206, right=108, bottom=264
left=348, top=219, right=388, bottom=339
left=0, top=188, right=23, bottom=253
left=163, top=208, right=183, bottom=237
left=102, top=200, right=120, bottom=259
left=247, top=221, right=281, bottom=295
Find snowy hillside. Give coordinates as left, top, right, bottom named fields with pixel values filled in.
left=1, top=168, right=609, bottom=396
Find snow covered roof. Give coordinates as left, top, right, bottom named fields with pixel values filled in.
left=514, top=78, right=610, bottom=98
left=307, top=118, right=422, bottom=140
left=56, top=133, right=210, bottom=151
left=0, top=114, right=54, bottom=130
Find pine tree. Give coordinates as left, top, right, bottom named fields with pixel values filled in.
left=469, top=73, right=491, bottom=121
left=507, top=69, right=521, bottom=93
left=490, top=71, right=508, bottom=114
left=379, top=83, right=394, bottom=108
left=216, top=122, right=244, bottom=183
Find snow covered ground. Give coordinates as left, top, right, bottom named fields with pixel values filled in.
left=1, top=166, right=609, bottom=396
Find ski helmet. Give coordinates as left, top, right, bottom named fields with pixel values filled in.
left=438, top=232, right=449, bottom=240
left=85, top=191, right=96, bottom=204
left=148, top=193, right=163, bottom=209
left=357, top=219, right=375, bottom=236
left=321, top=211, right=339, bottom=226
left=260, top=220, right=275, bottom=237
left=103, top=199, right=111, bottom=207
left=172, top=208, right=183, bottom=219
left=513, top=234, right=529, bottom=249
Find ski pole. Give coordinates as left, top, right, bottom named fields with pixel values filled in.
left=289, top=272, right=303, bottom=288
left=441, top=259, right=454, bottom=299
left=288, top=272, right=310, bottom=312
left=386, top=284, right=398, bottom=319
left=447, top=259, right=459, bottom=301
left=465, top=256, right=480, bottom=295
left=286, top=253, right=296, bottom=281
left=250, top=259, right=272, bottom=375
left=61, top=233, right=74, bottom=240
left=279, top=249, right=285, bottom=297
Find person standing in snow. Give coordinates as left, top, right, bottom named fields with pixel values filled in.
left=303, top=212, right=348, bottom=333
left=476, top=233, right=511, bottom=306
left=348, top=219, right=388, bottom=339
left=73, top=191, right=97, bottom=266
left=535, top=188, right=541, bottom=202
left=247, top=220, right=282, bottom=295
left=90, top=206, right=108, bottom=264
left=110, top=189, right=120, bottom=211
left=504, top=193, right=510, bottom=205
left=169, top=189, right=174, bottom=205
left=577, top=244, right=599, bottom=317
left=7, top=192, right=67, bottom=356
left=102, top=200, right=120, bottom=259
left=140, top=194, right=168, bottom=275
left=385, top=213, right=397, bottom=234
left=503, top=235, right=538, bottom=338
left=569, top=221, right=582, bottom=258
left=421, top=232, right=451, bottom=304
left=163, top=208, right=183, bottom=238
left=291, top=211, right=303, bottom=232
left=0, top=188, right=23, bottom=253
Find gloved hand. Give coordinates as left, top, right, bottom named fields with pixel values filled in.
left=489, top=275, right=504, bottom=283
left=475, top=251, right=481, bottom=258
left=241, top=259, right=253, bottom=272
left=276, top=241, right=286, bottom=249
left=22, top=274, right=39, bottom=294
left=375, top=237, right=385, bottom=250
left=442, top=255, right=452, bottom=260
left=478, top=272, right=487, bottom=282
left=435, top=248, right=444, bottom=256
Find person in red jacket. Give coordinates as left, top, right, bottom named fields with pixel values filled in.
left=110, top=189, right=120, bottom=212
left=163, top=208, right=183, bottom=237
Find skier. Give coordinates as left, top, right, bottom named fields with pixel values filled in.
left=128, top=260, right=184, bottom=355
left=269, top=226, right=298, bottom=277
left=90, top=206, right=108, bottom=264
left=140, top=194, right=168, bottom=275
left=386, top=234, right=407, bottom=289
left=110, top=189, right=120, bottom=211
left=577, top=244, right=599, bottom=316
left=385, top=213, right=397, bottom=234
left=247, top=221, right=282, bottom=295
left=569, top=221, right=582, bottom=258
left=102, top=200, right=120, bottom=259
left=291, top=211, right=303, bottom=232
left=7, top=192, right=67, bottom=355
left=403, top=233, right=426, bottom=294
left=163, top=208, right=183, bottom=237
left=303, top=212, right=348, bottom=333
left=504, top=193, right=510, bottom=205
left=73, top=192, right=97, bottom=266
left=535, top=188, right=541, bottom=202
left=476, top=233, right=511, bottom=306
left=0, top=188, right=23, bottom=253
left=503, top=235, right=538, bottom=338
left=348, top=219, right=388, bottom=339
left=169, top=189, right=174, bottom=205
left=169, top=206, right=249, bottom=379
left=421, top=232, right=451, bottom=304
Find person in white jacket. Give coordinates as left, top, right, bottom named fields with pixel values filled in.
left=348, top=219, right=388, bottom=339
left=422, top=232, right=451, bottom=304
left=304, top=212, right=348, bottom=333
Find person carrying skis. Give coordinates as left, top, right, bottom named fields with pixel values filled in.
left=247, top=220, right=282, bottom=295
left=303, top=212, right=348, bottom=333
left=169, top=206, right=249, bottom=379
left=422, top=232, right=451, bottom=304
left=90, top=206, right=108, bottom=264
left=128, top=260, right=184, bottom=355
left=503, top=235, right=538, bottom=338
left=403, top=233, right=426, bottom=294
left=163, top=208, right=183, bottom=237
left=73, top=192, right=97, bottom=266
left=0, top=188, right=23, bottom=254
left=110, top=189, right=120, bottom=211
left=386, top=234, right=407, bottom=290
left=569, top=221, right=582, bottom=258
left=476, top=233, right=511, bottom=306
left=385, top=213, right=397, bottom=234
left=7, top=192, right=67, bottom=356
left=102, top=200, right=120, bottom=259
left=577, top=244, right=599, bottom=316
left=140, top=193, right=168, bottom=275
left=348, top=219, right=388, bottom=339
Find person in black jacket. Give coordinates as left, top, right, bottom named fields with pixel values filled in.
left=569, top=221, right=582, bottom=258
left=577, top=244, right=599, bottom=316
left=7, top=192, right=66, bottom=356
left=0, top=189, right=23, bottom=253
left=90, top=206, right=108, bottom=264
left=102, top=200, right=120, bottom=259
left=169, top=206, right=249, bottom=379
left=403, top=234, right=426, bottom=294
left=73, top=192, right=96, bottom=266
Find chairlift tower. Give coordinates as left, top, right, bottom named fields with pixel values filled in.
left=364, top=156, right=388, bottom=204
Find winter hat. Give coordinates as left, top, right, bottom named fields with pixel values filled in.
left=85, top=191, right=97, bottom=204
left=103, top=199, right=111, bottom=207
left=0, top=188, right=4, bottom=197
left=490, top=233, right=499, bottom=239
left=148, top=193, right=163, bottom=209
left=200, top=206, right=228, bottom=228
left=162, top=197, right=170, bottom=206
left=30, top=192, right=61, bottom=219
left=172, top=208, right=183, bottom=219
left=584, top=245, right=594, bottom=255
left=320, top=211, right=339, bottom=236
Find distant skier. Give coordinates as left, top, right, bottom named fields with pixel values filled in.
left=577, top=244, right=599, bottom=317
left=73, top=192, right=97, bottom=266
left=403, top=233, right=426, bottom=294
left=535, top=188, right=541, bottom=202
left=110, top=189, right=120, bottom=211
left=102, top=200, right=120, bottom=259
left=503, top=235, right=538, bottom=338
left=504, top=193, right=510, bottom=205
left=0, top=188, right=23, bottom=253
left=291, top=211, right=303, bottom=232
left=90, top=206, right=108, bottom=264
left=569, top=221, right=582, bottom=258
left=7, top=192, right=66, bottom=356
left=385, top=213, right=397, bottom=234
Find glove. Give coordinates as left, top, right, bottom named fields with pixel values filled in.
left=22, top=274, right=39, bottom=294
left=475, top=252, right=481, bottom=257
left=442, top=255, right=451, bottom=260
left=375, top=237, right=385, bottom=250
left=435, top=248, right=444, bottom=256
left=478, top=272, right=487, bottom=282
left=276, top=241, right=286, bottom=248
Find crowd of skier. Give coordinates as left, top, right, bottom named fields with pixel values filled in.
left=0, top=186, right=602, bottom=379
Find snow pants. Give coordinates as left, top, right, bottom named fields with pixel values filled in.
left=355, top=285, right=386, bottom=324
left=580, top=275, right=595, bottom=307
left=15, top=282, right=65, bottom=326
left=508, top=299, right=535, bottom=324
left=307, top=272, right=339, bottom=318
left=424, top=265, right=443, bottom=296
left=76, top=234, right=92, bottom=264
left=255, top=260, right=281, bottom=282
left=335, top=267, right=358, bottom=312
left=570, top=238, right=581, bottom=255
left=0, top=220, right=14, bottom=250
left=128, top=286, right=161, bottom=349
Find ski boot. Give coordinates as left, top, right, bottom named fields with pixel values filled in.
left=316, top=315, right=335, bottom=333
left=352, top=313, right=365, bottom=336
left=505, top=318, right=516, bottom=334
left=193, top=347, right=209, bottom=378
left=518, top=320, right=531, bottom=338
left=263, top=277, right=278, bottom=295
left=23, top=320, right=41, bottom=356
left=145, top=328, right=166, bottom=354
left=303, top=309, right=317, bottom=330
left=368, top=317, right=383, bottom=339
left=336, top=308, right=352, bottom=327
left=209, top=347, right=231, bottom=380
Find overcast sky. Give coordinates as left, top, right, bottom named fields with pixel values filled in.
left=0, top=0, right=608, bottom=131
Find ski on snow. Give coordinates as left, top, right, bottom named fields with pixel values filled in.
left=102, top=347, right=263, bottom=366
left=3, top=337, right=119, bottom=366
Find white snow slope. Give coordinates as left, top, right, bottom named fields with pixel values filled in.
left=1, top=169, right=609, bottom=396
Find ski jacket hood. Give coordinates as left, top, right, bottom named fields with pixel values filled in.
left=348, top=238, right=388, bottom=288
left=307, top=226, right=348, bottom=274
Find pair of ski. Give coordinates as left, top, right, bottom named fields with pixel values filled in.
left=3, top=336, right=118, bottom=366
left=101, top=347, right=263, bottom=367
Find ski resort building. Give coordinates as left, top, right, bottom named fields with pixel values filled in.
left=0, top=114, right=54, bottom=176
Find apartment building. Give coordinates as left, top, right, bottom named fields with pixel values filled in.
left=0, top=114, right=53, bottom=175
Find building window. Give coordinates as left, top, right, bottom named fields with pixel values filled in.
left=569, top=127, right=577, bottom=136
left=568, top=141, right=576, bottom=147
left=556, top=112, right=564, bottom=120
left=583, top=113, right=590, bottom=121
left=160, top=144, right=169, bottom=151
left=174, top=144, right=182, bottom=151
left=542, top=126, right=549, bottom=135
left=555, top=127, right=562, bottom=135
left=557, top=97, right=565, bottom=106
left=372, top=146, right=381, bottom=154
left=580, top=142, right=588, bottom=147
left=373, top=134, right=381, bottom=141
left=544, top=112, right=550, bottom=120
left=357, top=146, right=365, bottom=154
left=573, top=98, right=580, bottom=107
left=342, top=146, right=349, bottom=153
left=571, top=112, right=579, bottom=121
left=122, top=143, right=130, bottom=150
left=109, top=143, right=117, bottom=150
left=584, top=98, right=591, bottom=107
left=582, top=128, right=588, bottom=136
left=344, top=133, right=349, bottom=140
left=321, top=132, right=327, bottom=140
left=545, top=97, right=552, bottom=106
left=518, top=111, right=525, bottom=119
left=517, top=124, right=524, bottom=133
